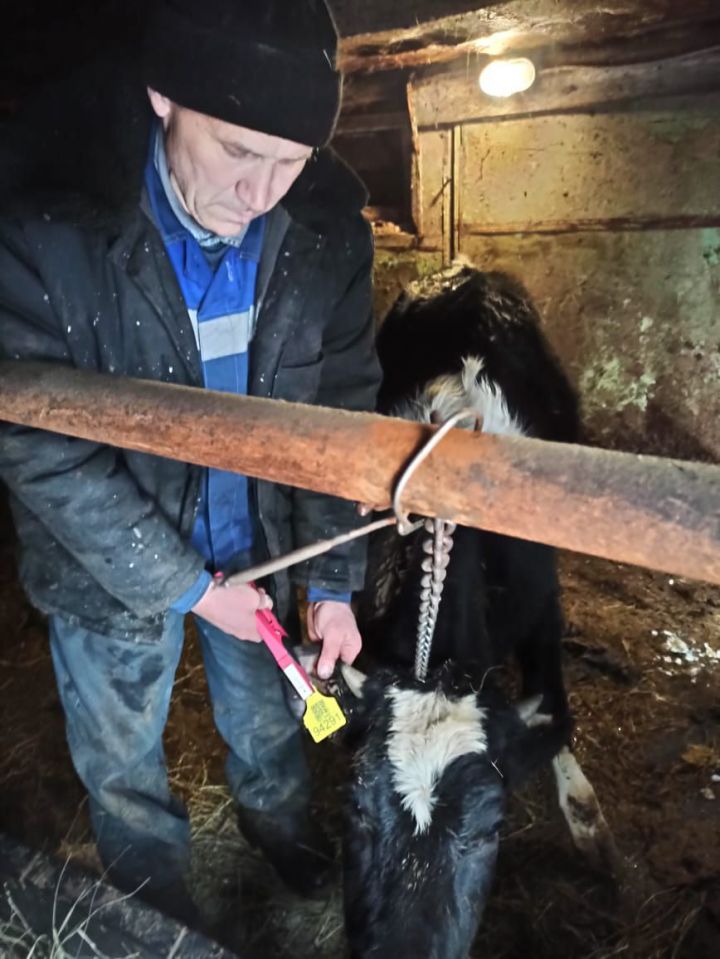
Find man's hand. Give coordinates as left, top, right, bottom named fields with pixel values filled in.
left=307, top=601, right=362, bottom=679
left=192, top=581, right=272, bottom=642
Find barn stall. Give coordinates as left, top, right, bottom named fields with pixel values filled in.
left=0, top=1, right=719, bottom=957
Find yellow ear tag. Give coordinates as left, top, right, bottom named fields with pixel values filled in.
left=251, top=605, right=347, bottom=744
left=303, top=689, right=347, bottom=743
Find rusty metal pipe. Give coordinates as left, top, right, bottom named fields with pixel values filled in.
left=1, top=361, right=720, bottom=585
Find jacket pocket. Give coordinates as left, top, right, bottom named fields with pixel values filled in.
left=272, top=356, right=324, bottom=404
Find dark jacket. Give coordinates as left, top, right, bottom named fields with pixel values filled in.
left=0, top=57, right=381, bottom=639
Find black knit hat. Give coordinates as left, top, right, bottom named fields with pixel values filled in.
left=144, top=0, right=342, bottom=147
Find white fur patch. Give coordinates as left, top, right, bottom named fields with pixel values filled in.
left=393, top=356, right=527, bottom=437
left=386, top=688, right=487, bottom=834
left=553, top=747, right=608, bottom=848
left=552, top=747, right=619, bottom=873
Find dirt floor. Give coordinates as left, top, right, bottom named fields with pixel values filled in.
left=0, top=491, right=718, bottom=959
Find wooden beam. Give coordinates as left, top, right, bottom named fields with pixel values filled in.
left=373, top=229, right=419, bottom=250
left=332, top=0, right=490, bottom=38
left=333, top=0, right=717, bottom=41
left=413, top=48, right=720, bottom=128
left=0, top=835, right=237, bottom=958
left=406, top=78, right=423, bottom=236
left=341, top=35, right=497, bottom=75
left=460, top=214, right=720, bottom=237
left=337, top=0, right=720, bottom=74
left=335, top=110, right=409, bottom=134
left=1, top=362, right=720, bottom=586
left=363, top=206, right=409, bottom=225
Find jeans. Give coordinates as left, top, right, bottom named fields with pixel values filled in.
left=49, top=611, right=310, bottom=919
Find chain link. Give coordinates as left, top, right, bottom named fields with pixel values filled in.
left=414, top=517, right=457, bottom=681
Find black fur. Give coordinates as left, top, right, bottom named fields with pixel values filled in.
left=375, top=268, right=579, bottom=442
left=344, top=266, right=580, bottom=958
left=342, top=667, right=570, bottom=959
left=359, top=266, right=579, bottom=719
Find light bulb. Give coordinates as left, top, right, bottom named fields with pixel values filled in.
left=479, top=58, right=536, bottom=98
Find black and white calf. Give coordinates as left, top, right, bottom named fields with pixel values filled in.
left=340, top=265, right=615, bottom=959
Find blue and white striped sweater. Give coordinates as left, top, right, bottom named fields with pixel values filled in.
left=145, top=129, right=349, bottom=612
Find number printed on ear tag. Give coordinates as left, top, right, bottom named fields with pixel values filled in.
left=303, top=690, right=347, bottom=743
left=252, top=602, right=346, bottom=743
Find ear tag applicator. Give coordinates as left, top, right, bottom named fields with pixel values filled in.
left=211, top=573, right=347, bottom=742
left=254, top=605, right=347, bottom=743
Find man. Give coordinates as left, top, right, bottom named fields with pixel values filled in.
left=0, top=0, right=380, bottom=924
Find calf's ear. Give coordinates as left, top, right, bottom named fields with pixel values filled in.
left=340, top=663, right=368, bottom=698
left=294, top=648, right=366, bottom=699
left=333, top=663, right=380, bottom=747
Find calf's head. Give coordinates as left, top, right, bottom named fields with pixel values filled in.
left=338, top=663, right=568, bottom=959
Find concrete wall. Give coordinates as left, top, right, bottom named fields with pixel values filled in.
left=372, top=94, right=720, bottom=460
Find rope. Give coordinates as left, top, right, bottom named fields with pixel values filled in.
left=223, top=515, right=421, bottom=587
left=392, top=407, right=480, bottom=535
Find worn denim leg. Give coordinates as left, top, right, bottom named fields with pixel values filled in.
left=194, top=615, right=311, bottom=813
left=48, top=613, right=196, bottom=921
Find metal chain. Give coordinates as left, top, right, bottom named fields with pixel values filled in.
left=414, top=517, right=457, bottom=681
left=402, top=407, right=477, bottom=682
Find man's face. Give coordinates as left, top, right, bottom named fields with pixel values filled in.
left=148, top=90, right=313, bottom=235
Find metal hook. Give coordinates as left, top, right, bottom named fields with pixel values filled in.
left=392, top=406, right=482, bottom=535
